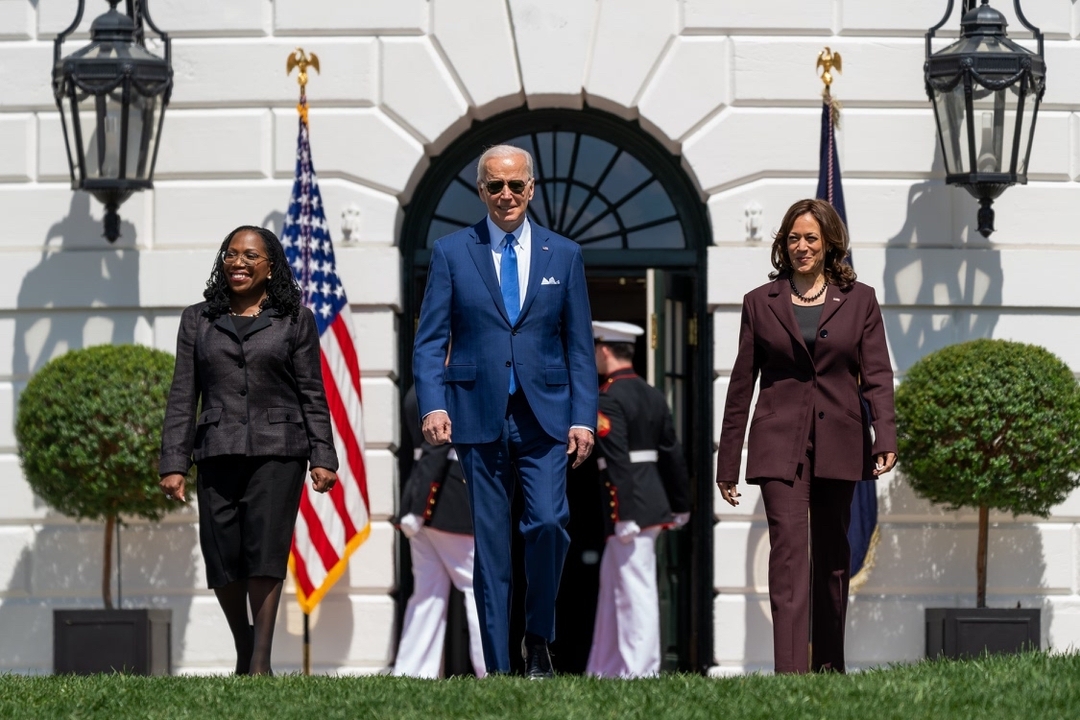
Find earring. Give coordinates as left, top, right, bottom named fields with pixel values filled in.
left=268, top=273, right=272, bottom=279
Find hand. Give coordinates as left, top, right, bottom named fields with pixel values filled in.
left=615, top=520, right=641, bottom=545
left=671, top=512, right=691, bottom=528
left=311, top=467, right=337, bottom=493
left=422, top=411, right=452, bottom=445
left=718, top=481, right=740, bottom=507
left=566, top=427, right=594, bottom=469
left=398, top=513, right=422, bottom=539
left=873, top=452, right=897, bottom=477
left=159, top=473, right=187, bottom=503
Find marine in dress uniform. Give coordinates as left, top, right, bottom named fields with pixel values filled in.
left=393, top=386, right=486, bottom=678
left=585, top=321, right=691, bottom=678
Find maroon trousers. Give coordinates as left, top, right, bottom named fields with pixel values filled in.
left=758, top=449, right=857, bottom=674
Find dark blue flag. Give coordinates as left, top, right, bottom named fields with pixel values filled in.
left=816, top=101, right=846, bottom=226
left=816, top=95, right=878, bottom=590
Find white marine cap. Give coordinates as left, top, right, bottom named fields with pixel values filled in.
left=592, top=320, right=645, bottom=344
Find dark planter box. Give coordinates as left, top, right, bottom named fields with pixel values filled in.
left=925, top=607, right=1040, bottom=660
left=54, top=609, right=171, bottom=675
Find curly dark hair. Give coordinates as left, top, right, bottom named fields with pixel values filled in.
left=202, top=225, right=303, bottom=319
left=768, top=198, right=857, bottom=290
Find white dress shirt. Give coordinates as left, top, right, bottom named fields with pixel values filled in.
left=488, top=215, right=530, bottom=309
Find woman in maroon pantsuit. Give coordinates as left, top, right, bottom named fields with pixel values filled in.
left=715, top=199, right=897, bottom=673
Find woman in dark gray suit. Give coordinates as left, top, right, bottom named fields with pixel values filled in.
left=158, top=225, right=338, bottom=675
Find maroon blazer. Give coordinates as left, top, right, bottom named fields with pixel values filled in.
left=716, top=277, right=896, bottom=485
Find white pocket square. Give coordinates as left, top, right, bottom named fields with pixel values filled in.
left=540, top=277, right=560, bottom=285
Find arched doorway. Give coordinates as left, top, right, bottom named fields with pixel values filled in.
left=398, top=107, right=714, bottom=673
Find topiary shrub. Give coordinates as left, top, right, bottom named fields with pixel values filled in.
left=15, top=344, right=181, bottom=609
left=895, top=339, right=1080, bottom=607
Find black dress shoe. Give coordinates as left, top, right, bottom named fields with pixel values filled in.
left=521, top=633, right=554, bottom=679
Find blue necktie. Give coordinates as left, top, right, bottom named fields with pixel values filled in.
left=501, top=234, right=520, bottom=394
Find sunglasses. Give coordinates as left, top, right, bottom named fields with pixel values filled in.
left=483, top=179, right=531, bottom=195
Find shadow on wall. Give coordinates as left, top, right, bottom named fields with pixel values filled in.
left=847, top=145, right=1043, bottom=666
left=262, top=210, right=286, bottom=239
left=881, top=148, right=1002, bottom=373
left=13, top=193, right=139, bottom=379
left=848, top=148, right=1022, bottom=666
left=2, top=193, right=196, bottom=672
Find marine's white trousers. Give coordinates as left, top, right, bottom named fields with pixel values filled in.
left=586, top=526, right=662, bottom=678
left=393, top=527, right=486, bottom=678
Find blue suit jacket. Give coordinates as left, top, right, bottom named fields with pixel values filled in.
left=413, top=219, right=598, bottom=445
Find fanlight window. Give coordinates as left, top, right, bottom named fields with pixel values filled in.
left=425, top=130, right=687, bottom=251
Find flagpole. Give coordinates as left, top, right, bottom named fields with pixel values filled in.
left=303, top=612, right=311, bottom=676
left=288, top=46, right=320, bottom=678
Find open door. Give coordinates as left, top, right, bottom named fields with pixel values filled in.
left=551, top=270, right=698, bottom=672
left=648, top=269, right=698, bottom=671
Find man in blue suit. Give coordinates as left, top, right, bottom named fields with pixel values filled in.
left=413, top=145, right=597, bottom=677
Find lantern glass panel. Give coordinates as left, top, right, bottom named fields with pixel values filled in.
left=934, top=84, right=968, bottom=175
left=972, top=84, right=1023, bottom=174
left=75, top=86, right=160, bottom=181
left=77, top=90, right=123, bottom=180
left=127, top=91, right=162, bottom=180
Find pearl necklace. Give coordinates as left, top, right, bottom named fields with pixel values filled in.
left=229, top=307, right=262, bottom=318
left=789, top=276, right=828, bottom=303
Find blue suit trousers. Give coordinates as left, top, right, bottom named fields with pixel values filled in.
left=456, top=391, right=570, bottom=673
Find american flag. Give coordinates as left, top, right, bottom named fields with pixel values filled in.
left=284, top=98, right=371, bottom=615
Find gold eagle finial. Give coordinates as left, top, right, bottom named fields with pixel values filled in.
left=816, top=47, right=842, bottom=90
left=287, top=48, right=320, bottom=90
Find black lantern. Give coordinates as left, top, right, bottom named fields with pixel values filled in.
left=925, top=0, right=1045, bottom=237
left=53, top=1, right=172, bottom=242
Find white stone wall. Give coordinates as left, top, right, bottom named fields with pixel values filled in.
left=1, top=0, right=1079, bottom=674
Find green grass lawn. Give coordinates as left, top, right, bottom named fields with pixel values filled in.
left=2, top=652, right=1078, bottom=720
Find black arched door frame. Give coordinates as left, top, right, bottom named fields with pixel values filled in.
left=398, top=106, right=715, bottom=673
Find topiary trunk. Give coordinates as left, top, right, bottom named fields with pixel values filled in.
left=103, top=514, right=115, bottom=610
left=976, top=505, right=988, bottom=609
